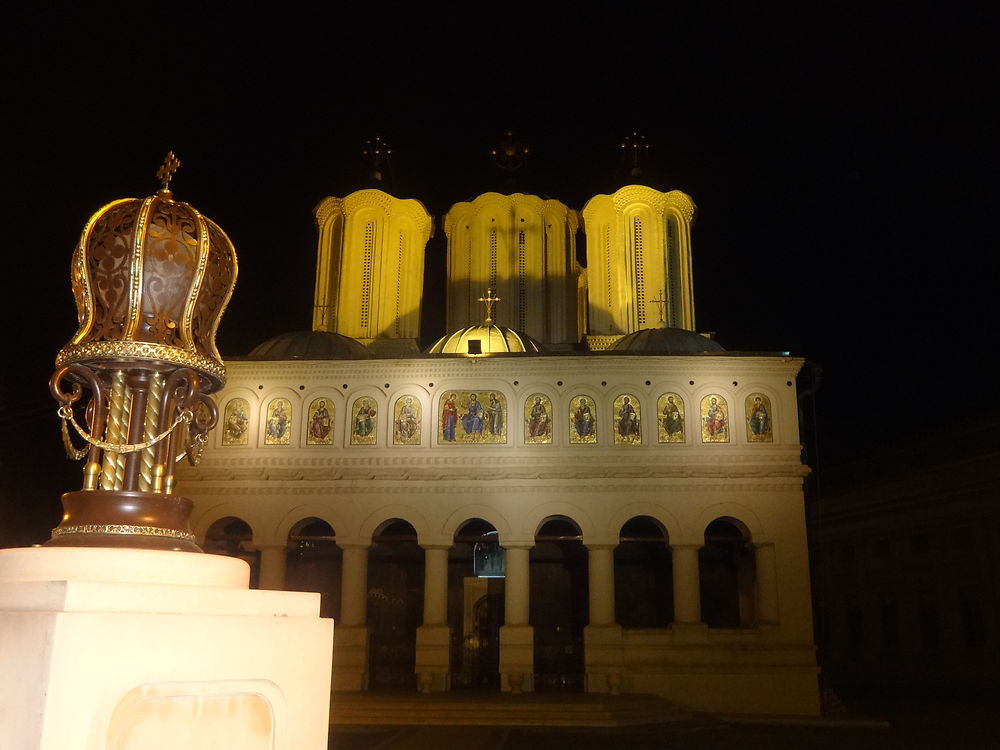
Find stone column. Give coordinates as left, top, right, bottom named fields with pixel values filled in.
left=256, top=544, right=287, bottom=591
left=755, top=542, right=779, bottom=625
left=587, top=544, right=615, bottom=626
left=332, top=543, right=370, bottom=691
left=671, top=544, right=706, bottom=640
left=499, top=544, right=534, bottom=692
left=584, top=543, right=623, bottom=693
left=416, top=545, right=451, bottom=692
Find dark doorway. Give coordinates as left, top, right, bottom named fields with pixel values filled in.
left=368, top=519, right=424, bottom=690
left=615, top=516, right=673, bottom=627
left=286, top=517, right=342, bottom=620
left=531, top=517, right=588, bottom=692
left=449, top=519, right=504, bottom=690
left=700, top=518, right=755, bottom=628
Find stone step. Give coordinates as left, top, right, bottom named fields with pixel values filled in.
left=330, top=692, right=690, bottom=727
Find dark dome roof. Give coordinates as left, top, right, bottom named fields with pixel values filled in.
left=248, top=330, right=373, bottom=360
left=611, top=326, right=725, bottom=354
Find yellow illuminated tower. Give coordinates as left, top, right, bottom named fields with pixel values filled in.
left=582, top=185, right=697, bottom=347
left=312, top=139, right=434, bottom=354
left=443, top=193, right=582, bottom=347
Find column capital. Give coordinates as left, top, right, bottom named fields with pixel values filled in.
left=337, top=540, right=371, bottom=551
left=419, top=543, right=452, bottom=552
left=584, top=542, right=618, bottom=552
left=670, top=542, right=703, bottom=551
left=500, top=541, right=534, bottom=551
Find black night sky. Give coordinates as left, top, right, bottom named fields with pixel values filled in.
left=1, top=5, right=995, bottom=546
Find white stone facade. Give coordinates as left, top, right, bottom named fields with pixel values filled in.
left=178, top=352, right=820, bottom=715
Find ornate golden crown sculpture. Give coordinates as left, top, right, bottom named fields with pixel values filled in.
left=47, top=153, right=238, bottom=552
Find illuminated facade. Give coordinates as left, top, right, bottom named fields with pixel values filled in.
left=177, top=181, right=821, bottom=716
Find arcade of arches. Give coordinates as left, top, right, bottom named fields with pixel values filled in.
left=204, top=512, right=778, bottom=696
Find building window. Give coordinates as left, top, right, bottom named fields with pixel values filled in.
left=614, top=516, right=673, bottom=627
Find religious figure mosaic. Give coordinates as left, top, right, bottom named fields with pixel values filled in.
left=614, top=394, right=642, bottom=444
left=393, top=395, right=421, bottom=445
left=264, top=397, right=291, bottom=445
left=351, top=397, right=378, bottom=445
left=439, top=391, right=507, bottom=444
left=700, top=394, right=729, bottom=443
left=524, top=394, right=552, bottom=444
left=306, top=398, right=333, bottom=445
left=745, top=393, right=773, bottom=442
left=657, top=393, right=685, bottom=443
left=222, top=397, right=249, bottom=446
left=569, top=396, right=597, bottom=444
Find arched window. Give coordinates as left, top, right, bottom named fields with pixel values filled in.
left=615, top=516, right=673, bottom=627
left=699, top=518, right=756, bottom=628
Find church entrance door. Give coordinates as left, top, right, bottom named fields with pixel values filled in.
left=531, top=518, right=588, bottom=692
left=368, top=520, right=424, bottom=691
left=450, top=520, right=503, bottom=690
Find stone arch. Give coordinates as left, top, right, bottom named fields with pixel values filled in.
left=193, top=503, right=262, bottom=541
left=441, top=505, right=513, bottom=544
left=273, top=504, right=350, bottom=542
left=520, top=502, right=594, bottom=542
left=359, top=505, right=432, bottom=544
left=693, top=503, right=764, bottom=542
left=608, top=503, right=681, bottom=543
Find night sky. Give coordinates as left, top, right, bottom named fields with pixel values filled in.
left=1, top=5, right=994, bottom=545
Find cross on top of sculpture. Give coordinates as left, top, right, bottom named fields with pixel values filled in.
left=156, top=151, right=181, bottom=195
left=479, top=288, right=501, bottom=325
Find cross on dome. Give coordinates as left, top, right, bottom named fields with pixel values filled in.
left=478, top=288, right=501, bottom=325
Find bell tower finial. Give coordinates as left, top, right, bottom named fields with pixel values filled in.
left=619, top=131, right=651, bottom=178
left=361, top=136, right=392, bottom=183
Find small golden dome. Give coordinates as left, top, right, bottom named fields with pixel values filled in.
left=426, top=324, right=544, bottom=355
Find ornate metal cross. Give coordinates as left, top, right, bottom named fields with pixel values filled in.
left=156, top=152, right=181, bottom=193
left=479, top=288, right=501, bottom=325
left=648, top=290, right=667, bottom=323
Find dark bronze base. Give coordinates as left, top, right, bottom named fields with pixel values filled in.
left=45, top=490, right=203, bottom=553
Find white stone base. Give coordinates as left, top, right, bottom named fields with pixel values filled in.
left=0, top=547, right=333, bottom=750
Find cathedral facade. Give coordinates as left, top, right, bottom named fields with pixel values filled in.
left=177, top=179, right=820, bottom=716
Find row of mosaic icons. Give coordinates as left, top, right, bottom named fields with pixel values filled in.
left=223, top=392, right=773, bottom=447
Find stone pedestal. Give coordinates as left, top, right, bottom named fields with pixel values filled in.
left=415, top=624, right=451, bottom=693
left=0, top=547, right=333, bottom=750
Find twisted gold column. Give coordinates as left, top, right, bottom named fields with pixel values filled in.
left=139, top=372, right=163, bottom=492
left=100, top=370, right=126, bottom=491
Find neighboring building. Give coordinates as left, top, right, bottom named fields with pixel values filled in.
left=177, top=174, right=821, bottom=716
left=809, top=417, right=1000, bottom=691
